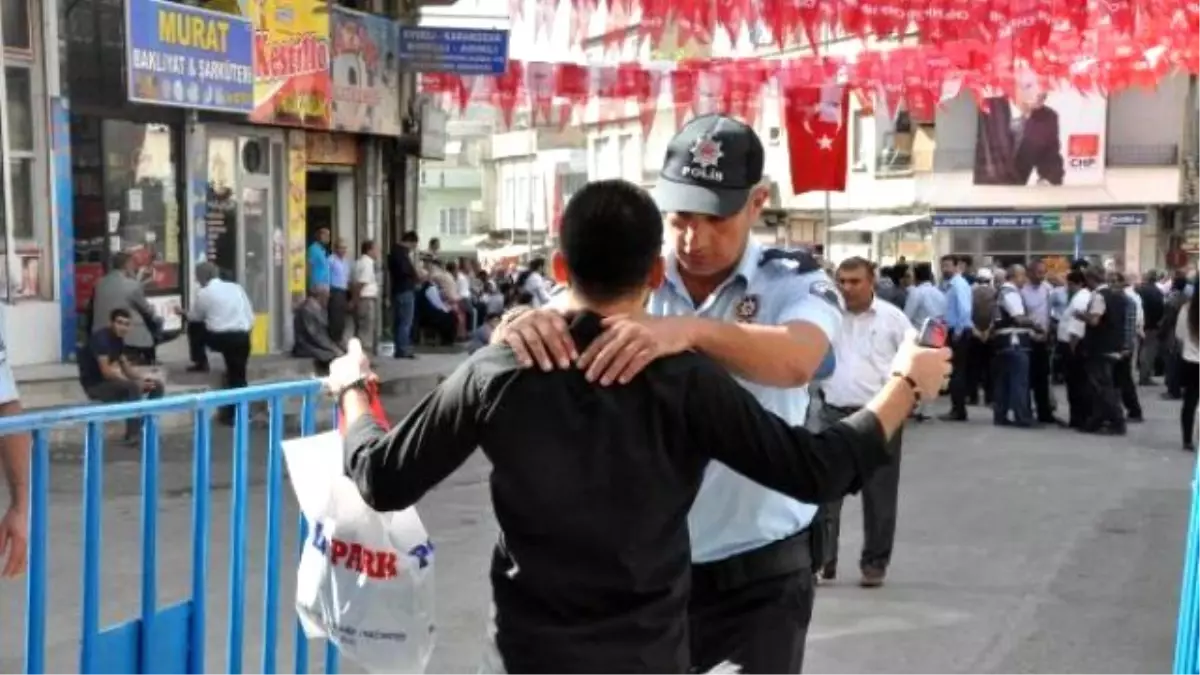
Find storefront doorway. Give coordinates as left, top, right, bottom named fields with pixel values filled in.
left=305, top=170, right=357, bottom=247
left=204, top=128, right=288, bottom=353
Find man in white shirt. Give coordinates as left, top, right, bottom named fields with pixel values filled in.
left=186, top=262, right=254, bottom=424
left=352, top=240, right=379, bottom=356
left=1020, top=260, right=1056, bottom=423
left=813, top=257, right=913, bottom=588
left=1058, top=270, right=1092, bottom=428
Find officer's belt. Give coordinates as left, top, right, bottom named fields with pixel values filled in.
left=691, top=529, right=811, bottom=593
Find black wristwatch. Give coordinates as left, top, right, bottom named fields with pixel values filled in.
left=335, top=377, right=370, bottom=408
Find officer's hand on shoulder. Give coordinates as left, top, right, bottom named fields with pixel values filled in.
left=498, top=308, right=577, bottom=371
left=577, top=315, right=699, bottom=386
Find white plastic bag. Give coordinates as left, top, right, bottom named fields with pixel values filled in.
left=283, top=431, right=436, bottom=674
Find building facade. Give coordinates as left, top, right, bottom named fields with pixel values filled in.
left=0, top=0, right=422, bottom=367
left=924, top=73, right=1195, bottom=274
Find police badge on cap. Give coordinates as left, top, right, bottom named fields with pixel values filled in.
left=735, top=295, right=760, bottom=323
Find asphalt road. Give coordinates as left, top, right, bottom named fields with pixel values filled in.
left=0, top=385, right=1192, bottom=673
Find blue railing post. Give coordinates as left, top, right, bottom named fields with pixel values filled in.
left=79, top=422, right=104, bottom=673
left=261, top=397, right=285, bottom=674
left=24, top=429, right=48, bottom=675
left=139, top=415, right=160, bottom=672
left=227, top=401, right=251, bottom=674
left=189, top=409, right=211, bottom=675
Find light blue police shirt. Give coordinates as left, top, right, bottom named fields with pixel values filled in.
left=647, top=240, right=843, bottom=564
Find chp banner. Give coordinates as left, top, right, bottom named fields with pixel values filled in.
left=249, top=0, right=333, bottom=128
left=973, top=71, right=1107, bottom=187
left=330, top=7, right=401, bottom=136
left=125, top=0, right=255, bottom=113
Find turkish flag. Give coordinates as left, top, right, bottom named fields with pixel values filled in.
left=782, top=83, right=850, bottom=195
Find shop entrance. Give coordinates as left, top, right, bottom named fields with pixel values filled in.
left=205, top=129, right=288, bottom=353
left=305, top=168, right=357, bottom=249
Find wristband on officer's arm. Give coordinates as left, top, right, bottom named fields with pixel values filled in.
left=890, top=371, right=921, bottom=401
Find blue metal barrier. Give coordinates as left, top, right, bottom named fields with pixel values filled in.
left=0, top=380, right=343, bottom=674
left=1177, top=453, right=1200, bottom=675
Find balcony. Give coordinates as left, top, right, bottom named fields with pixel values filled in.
left=875, top=150, right=914, bottom=178
left=1107, top=144, right=1179, bottom=167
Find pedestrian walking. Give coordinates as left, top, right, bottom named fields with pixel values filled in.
left=353, top=240, right=380, bottom=355
left=1176, top=289, right=1199, bottom=451
left=813, top=257, right=912, bottom=588
left=939, top=254, right=975, bottom=421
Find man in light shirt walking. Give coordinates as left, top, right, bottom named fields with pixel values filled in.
left=1020, top=260, right=1056, bottom=424
left=1058, top=270, right=1092, bottom=428
left=814, top=257, right=913, bottom=588
left=352, top=240, right=379, bottom=356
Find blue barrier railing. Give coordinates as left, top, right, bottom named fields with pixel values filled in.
left=1177, top=453, right=1200, bottom=675
left=0, top=380, right=342, bottom=674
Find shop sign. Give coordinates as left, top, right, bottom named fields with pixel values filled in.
left=288, top=132, right=309, bottom=299
left=396, top=27, right=509, bottom=75
left=306, top=132, right=359, bottom=165
left=125, top=0, right=255, bottom=113
left=330, top=7, right=401, bottom=136
left=249, top=0, right=333, bottom=129
left=932, top=211, right=1147, bottom=229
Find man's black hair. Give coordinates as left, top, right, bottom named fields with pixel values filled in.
left=940, top=254, right=958, bottom=265
left=110, top=308, right=132, bottom=322
left=1066, top=270, right=1086, bottom=286
left=559, top=179, right=663, bottom=304
left=401, top=231, right=419, bottom=243
left=360, top=240, right=374, bottom=255
left=914, top=262, right=935, bottom=284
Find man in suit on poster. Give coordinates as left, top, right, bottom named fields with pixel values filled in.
left=974, top=78, right=1065, bottom=186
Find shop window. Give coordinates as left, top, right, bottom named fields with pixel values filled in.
left=981, top=227, right=1028, bottom=253
left=71, top=117, right=183, bottom=312
left=5, top=66, right=33, bottom=152
left=2, top=0, right=30, bottom=50
left=950, top=229, right=979, bottom=254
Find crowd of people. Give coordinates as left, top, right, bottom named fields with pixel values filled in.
left=868, top=255, right=1200, bottom=449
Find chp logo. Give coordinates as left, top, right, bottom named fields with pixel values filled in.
left=1066, top=133, right=1100, bottom=170
left=681, top=135, right=724, bottom=182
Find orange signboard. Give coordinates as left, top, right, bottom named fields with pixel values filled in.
left=247, top=0, right=332, bottom=129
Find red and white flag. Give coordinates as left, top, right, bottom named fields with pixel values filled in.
left=782, top=82, right=850, bottom=195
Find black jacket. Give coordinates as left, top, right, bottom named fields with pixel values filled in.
left=343, top=311, right=891, bottom=673
left=387, top=244, right=419, bottom=294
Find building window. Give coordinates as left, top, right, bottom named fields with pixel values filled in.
left=439, top=207, right=469, bottom=236
left=2, top=0, right=31, bottom=50
left=503, top=176, right=514, bottom=230
left=851, top=111, right=867, bottom=168
left=618, top=134, right=636, bottom=182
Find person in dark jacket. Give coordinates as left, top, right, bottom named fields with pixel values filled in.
left=1162, top=273, right=1190, bottom=399
left=1075, top=268, right=1127, bottom=435
left=1135, top=271, right=1165, bottom=385
left=327, top=179, right=951, bottom=674
left=292, top=285, right=344, bottom=375
left=387, top=231, right=421, bottom=359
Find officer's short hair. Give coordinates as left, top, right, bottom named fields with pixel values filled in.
left=837, top=256, right=874, bottom=277
left=559, top=179, right=662, bottom=303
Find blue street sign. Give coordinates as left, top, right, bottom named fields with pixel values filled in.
left=397, top=26, right=509, bottom=75
left=932, top=211, right=1149, bottom=229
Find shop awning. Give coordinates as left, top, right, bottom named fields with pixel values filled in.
left=830, top=214, right=929, bottom=234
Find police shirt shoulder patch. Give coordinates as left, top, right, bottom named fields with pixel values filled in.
left=759, top=247, right=821, bottom=274
left=809, top=279, right=841, bottom=308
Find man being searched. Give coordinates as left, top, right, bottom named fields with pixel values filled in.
left=79, top=308, right=165, bottom=442
left=1074, top=267, right=1128, bottom=435
left=990, top=265, right=1035, bottom=427
left=328, top=179, right=952, bottom=673
left=497, top=115, right=845, bottom=673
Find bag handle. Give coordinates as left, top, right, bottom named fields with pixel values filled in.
left=338, top=379, right=390, bottom=434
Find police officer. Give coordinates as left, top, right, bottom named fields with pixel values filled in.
left=1075, top=266, right=1129, bottom=435
left=990, top=264, right=1035, bottom=427
left=498, top=114, right=842, bottom=673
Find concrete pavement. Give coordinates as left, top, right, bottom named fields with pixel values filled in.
left=0, top=385, right=1192, bottom=673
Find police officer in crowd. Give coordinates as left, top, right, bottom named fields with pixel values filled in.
left=1075, top=267, right=1128, bottom=435
left=813, top=257, right=913, bottom=588
left=497, top=114, right=843, bottom=672
left=327, top=179, right=953, bottom=673
left=1058, top=270, right=1093, bottom=428
left=990, top=265, right=1035, bottom=427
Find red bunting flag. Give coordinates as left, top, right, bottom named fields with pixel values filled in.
left=782, top=83, right=850, bottom=195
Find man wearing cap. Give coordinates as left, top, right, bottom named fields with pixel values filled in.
left=496, top=114, right=842, bottom=673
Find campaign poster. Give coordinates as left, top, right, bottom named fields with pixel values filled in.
left=125, top=0, right=255, bottom=113
left=330, top=7, right=401, bottom=136
left=973, top=72, right=1107, bottom=187
left=247, top=0, right=333, bottom=128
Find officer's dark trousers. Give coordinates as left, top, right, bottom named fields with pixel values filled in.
left=689, top=532, right=813, bottom=674
left=328, top=288, right=348, bottom=344
left=1084, top=354, right=1125, bottom=431
left=968, top=333, right=993, bottom=405
left=992, top=342, right=1033, bottom=426
left=1113, top=354, right=1143, bottom=419
left=1029, top=340, right=1055, bottom=422
left=813, top=404, right=902, bottom=573
left=1063, top=343, right=1091, bottom=428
